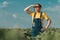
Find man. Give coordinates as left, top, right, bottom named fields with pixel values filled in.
left=24, top=3, right=51, bottom=40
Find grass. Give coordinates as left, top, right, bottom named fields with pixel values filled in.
left=0, top=28, right=60, bottom=40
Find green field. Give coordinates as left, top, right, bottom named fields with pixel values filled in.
left=0, top=28, right=60, bottom=40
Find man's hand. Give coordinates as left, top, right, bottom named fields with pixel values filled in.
left=41, top=27, right=47, bottom=31
left=30, top=5, right=35, bottom=7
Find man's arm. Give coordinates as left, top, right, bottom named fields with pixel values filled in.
left=41, top=19, right=51, bottom=31
left=45, top=19, right=51, bottom=29
left=24, top=5, right=35, bottom=14
left=24, top=5, right=33, bottom=14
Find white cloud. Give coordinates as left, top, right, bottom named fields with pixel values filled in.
left=0, top=1, right=8, bottom=8
left=12, top=14, right=17, bottom=18
left=43, top=5, right=60, bottom=13
left=58, top=0, right=60, bottom=3
left=2, top=1, right=8, bottom=6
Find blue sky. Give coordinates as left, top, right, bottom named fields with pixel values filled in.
left=0, top=0, right=60, bottom=28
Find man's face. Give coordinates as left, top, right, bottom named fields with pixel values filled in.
left=34, top=5, right=41, bottom=12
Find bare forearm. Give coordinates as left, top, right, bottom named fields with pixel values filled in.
left=24, top=5, right=31, bottom=11
left=24, top=5, right=34, bottom=12
left=45, top=19, right=51, bottom=29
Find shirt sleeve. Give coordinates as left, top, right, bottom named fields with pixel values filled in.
left=42, top=12, right=49, bottom=21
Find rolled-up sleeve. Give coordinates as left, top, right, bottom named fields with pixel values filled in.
left=43, top=12, right=49, bottom=21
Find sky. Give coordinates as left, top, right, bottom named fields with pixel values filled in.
left=0, top=0, right=60, bottom=28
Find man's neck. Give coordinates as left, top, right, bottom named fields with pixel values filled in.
left=35, top=11, right=41, bottom=13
